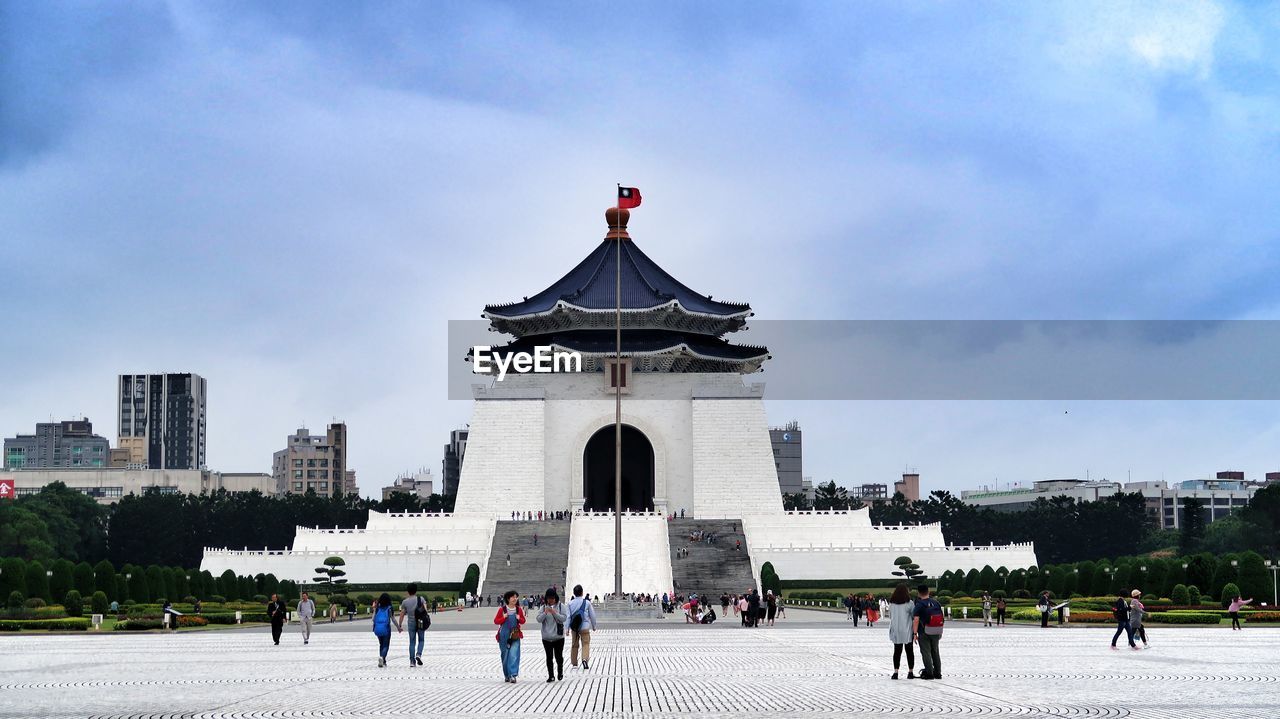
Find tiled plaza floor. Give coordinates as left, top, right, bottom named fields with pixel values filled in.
left=2, top=613, right=1277, bottom=718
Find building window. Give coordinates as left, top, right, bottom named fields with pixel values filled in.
left=293, top=459, right=303, bottom=468
left=319, top=470, right=328, bottom=479
left=307, top=482, right=315, bottom=490
left=307, top=459, right=316, bottom=467
left=320, top=482, right=328, bottom=491
left=319, top=459, right=328, bottom=467
left=293, top=470, right=303, bottom=479
left=293, top=482, right=303, bottom=491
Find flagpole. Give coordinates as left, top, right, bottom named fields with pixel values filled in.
left=614, top=183, right=623, bottom=598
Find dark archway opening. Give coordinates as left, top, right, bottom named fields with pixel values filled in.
left=583, top=424, right=654, bottom=513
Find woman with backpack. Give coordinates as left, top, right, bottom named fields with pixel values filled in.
left=1110, top=593, right=1136, bottom=650
left=494, top=590, right=526, bottom=682
left=372, top=593, right=394, bottom=667
left=537, top=587, right=567, bottom=683
left=887, top=583, right=916, bottom=680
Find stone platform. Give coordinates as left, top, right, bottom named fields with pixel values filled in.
left=1, top=611, right=1277, bottom=718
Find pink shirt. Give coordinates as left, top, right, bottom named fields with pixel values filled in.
left=1228, top=598, right=1251, bottom=612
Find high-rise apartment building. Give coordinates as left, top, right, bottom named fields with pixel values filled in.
left=272, top=424, right=347, bottom=496
left=4, top=419, right=111, bottom=469
left=117, top=373, right=207, bottom=470
left=442, top=428, right=468, bottom=496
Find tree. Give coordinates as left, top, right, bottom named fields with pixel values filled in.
left=890, top=556, right=924, bottom=585
left=782, top=493, right=812, bottom=511
left=1179, top=498, right=1206, bottom=554
left=813, top=481, right=851, bottom=511
left=24, top=560, right=49, bottom=601
left=114, top=574, right=128, bottom=604
left=1199, top=515, right=1247, bottom=555
left=312, top=556, right=348, bottom=601
left=93, top=560, right=116, bottom=599
left=1184, top=554, right=1214, bottom=592
left=0, top=503, right=55, bottom=561
left=91, top=590, right=109, bottom=615
left=63, top=590, right=83, bottom=617
left=979, top=565, right=997, bottom=594
left=1089, top=563, right=1110, bottom=597
left=1239, top=483, right=1280, bottom=553
left=218, top=569, right=238, bottom=600
left=127, top=566, right=150, bottom=603
left=145, top=565, right=166, bottom=602
left=461, top=563, right=481, bottom=599
left=73, top=561, right=95, bottom=597
left=49, top=559, right=74, bottom=602
left=963, top=568, right=980, bottom=594
left=0, top=557, right=26, bottom=598
left=1208, top=555, right=1238, bottom=600
left=1220, top=582, right=1242, bottom=606
left=1236, top=551, right=1269, bottom=604
left=760, top=561, right=782, bottom=594
left=1187, top=585, right=1202, bottom=606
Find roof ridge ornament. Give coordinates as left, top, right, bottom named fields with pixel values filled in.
left=605, top=207, right=630, bottom=240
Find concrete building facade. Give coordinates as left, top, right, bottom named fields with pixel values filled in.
left=271, top=424, right=347, bottom=497
left=117, top=373, right=207, bottom=469
left=0, top=468, right=274, bottom=504
left=381, top=469, right=435, bottom=501
left=4, top=419, right=111, bottom=469
left=769, top=421, right=803, bottom=495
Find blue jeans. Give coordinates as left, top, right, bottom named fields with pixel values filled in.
left=377, top=632, right=390, bottom=658
left=1111, top=620, right=1134, bottom=647
left=408, top=619, right=425, bottom=660
left=499, top=637, right=521, bottom=678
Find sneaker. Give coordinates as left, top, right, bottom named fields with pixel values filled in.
left=416, top=656, right=423, bottom=666
left=547, top=677, right=555, bottom=683
left=378, top=657, right=385, bottom=667
left=907, top=671, right=915, bottom=679
left=582, top=660, right=589, bottom=670
left=918, top=671, right=933, bottom=680
left=1110, top=646, right=1118, bottom=651
left=891, top=672, right=899, bottom=680
left=557, top=672, right=563, bottom=681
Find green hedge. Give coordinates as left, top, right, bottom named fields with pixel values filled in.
left=115, top=616, right=210, bottom=630
left=0, top=618, right=91, bottom=631
left=1145, top=612, right=1221, bottom=625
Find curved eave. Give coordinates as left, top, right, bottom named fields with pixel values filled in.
left=484, top=298, right=752, bottom=323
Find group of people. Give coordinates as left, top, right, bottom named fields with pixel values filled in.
left=493, top=584, right=598, bottom=683
left=885, top=583, right=946, bottom=680
left=509, top=510, right=572, bottom=521
left=843, top=593, right=882, bottom=627
left=729, top=589, right=782, bottom=627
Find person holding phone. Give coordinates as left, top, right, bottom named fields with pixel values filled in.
left=537, top=587, right=567, bottom=683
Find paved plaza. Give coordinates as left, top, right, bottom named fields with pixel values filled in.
left=2, top=610, right=1278, bottom=718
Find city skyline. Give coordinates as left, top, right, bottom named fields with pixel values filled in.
left=5, top=2, right=1280, bottom=496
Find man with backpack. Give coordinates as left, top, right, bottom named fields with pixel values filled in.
left=566, top=584, right=597, bottom=670
left=911, top=584, right=944, bottom=680
left=397, top=583, right=431, bottom=666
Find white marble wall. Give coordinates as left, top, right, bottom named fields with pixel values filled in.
left=199, top=547, right=485, bottom=585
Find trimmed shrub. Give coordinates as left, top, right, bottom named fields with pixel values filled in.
left=24, top=598, right=46, bottom=609
left=1187, top=585, right=1201, bottom=606
left=209, top=595, right=226, bottom=604
left=7, top=591, right=24, bottom=612
left=63, top=591, right=83, bottom=617
left=1012, top=589, right=1031, bottom=599
left=91, top=591, right=109, bottom=615
left=1220, top=582, right=1241, bottom=607
left=0, top=618, right=91, bottom=631
left=1145, top=612, right=1220, bottom=625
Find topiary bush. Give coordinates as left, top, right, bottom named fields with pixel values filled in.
left=91, top=591, right=109, bottom=615
left=1012, top=589, right=1031, bottom=599
left=252, top=594, right=268, bottom=603
left=63, top=591, right=83, bottom=617
left=24, top=598, right=46, bottom=609
left=1187, top=585, right=1201, bottom=606
left=1220, top=582, right=1241, bottom=606
left=209, top=595, right=226, bottom=604
left=7, top=591, right=24, bottom=612
left=182, top=595, right=197, bottom=604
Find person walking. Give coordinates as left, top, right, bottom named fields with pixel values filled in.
left=747, top=589, right=761, bottom=628
left=494, top=591, right=526, bottom=682
left=297, top=592, right=316, bottom=645
left=538, top=587, right=567, bottom=683
left=995, top=596, right=1007, bottom=626
left=865, top=594, right=880, bottom=627
left=1227, top=594, right=1253, bottom=630
left=567, top=584, right=597, bottom=670
left=766, top=591, right=777, bottom=626
left=721, top=593, right=731, bottom=618
left=397, top=583, right=430, bottom=666
left=266, top=593, right=287, bottom=646
left=776, top=594, right=786, bottom=619
left=887, top=583, right=916, bottom=680
left=844, top=593, right=855, bottom=621
left=1129, top=590, right=1148, bottom=648
left=1110, top=593, right=1136, bottom=650
left=911, top=584, right=944, bottom=680
left=852, top=593, right=863, bottom=627
left=981, top=593, right=992, bottom=627
left=372, top=593, right=394, bottom=667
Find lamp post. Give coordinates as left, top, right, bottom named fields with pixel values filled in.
left=1266, top=560, right=1278, bottom=607
left=999, top=569, right=1008, bottom=591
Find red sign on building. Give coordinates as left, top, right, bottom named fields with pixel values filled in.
left=0, top=478, right=13, bottom=500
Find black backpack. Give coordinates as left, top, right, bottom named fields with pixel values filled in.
left=414, top=596, right=431, bottom=628
left=569, top=599, right=586, bottom=632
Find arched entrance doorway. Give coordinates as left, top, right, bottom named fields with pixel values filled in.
left=583, top=424, right=654, bottom=513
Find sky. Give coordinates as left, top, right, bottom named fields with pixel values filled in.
left=3, top=1, right=1280, bottom=497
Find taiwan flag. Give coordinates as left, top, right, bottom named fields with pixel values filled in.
left=617, top=186, right=642, bottom=209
